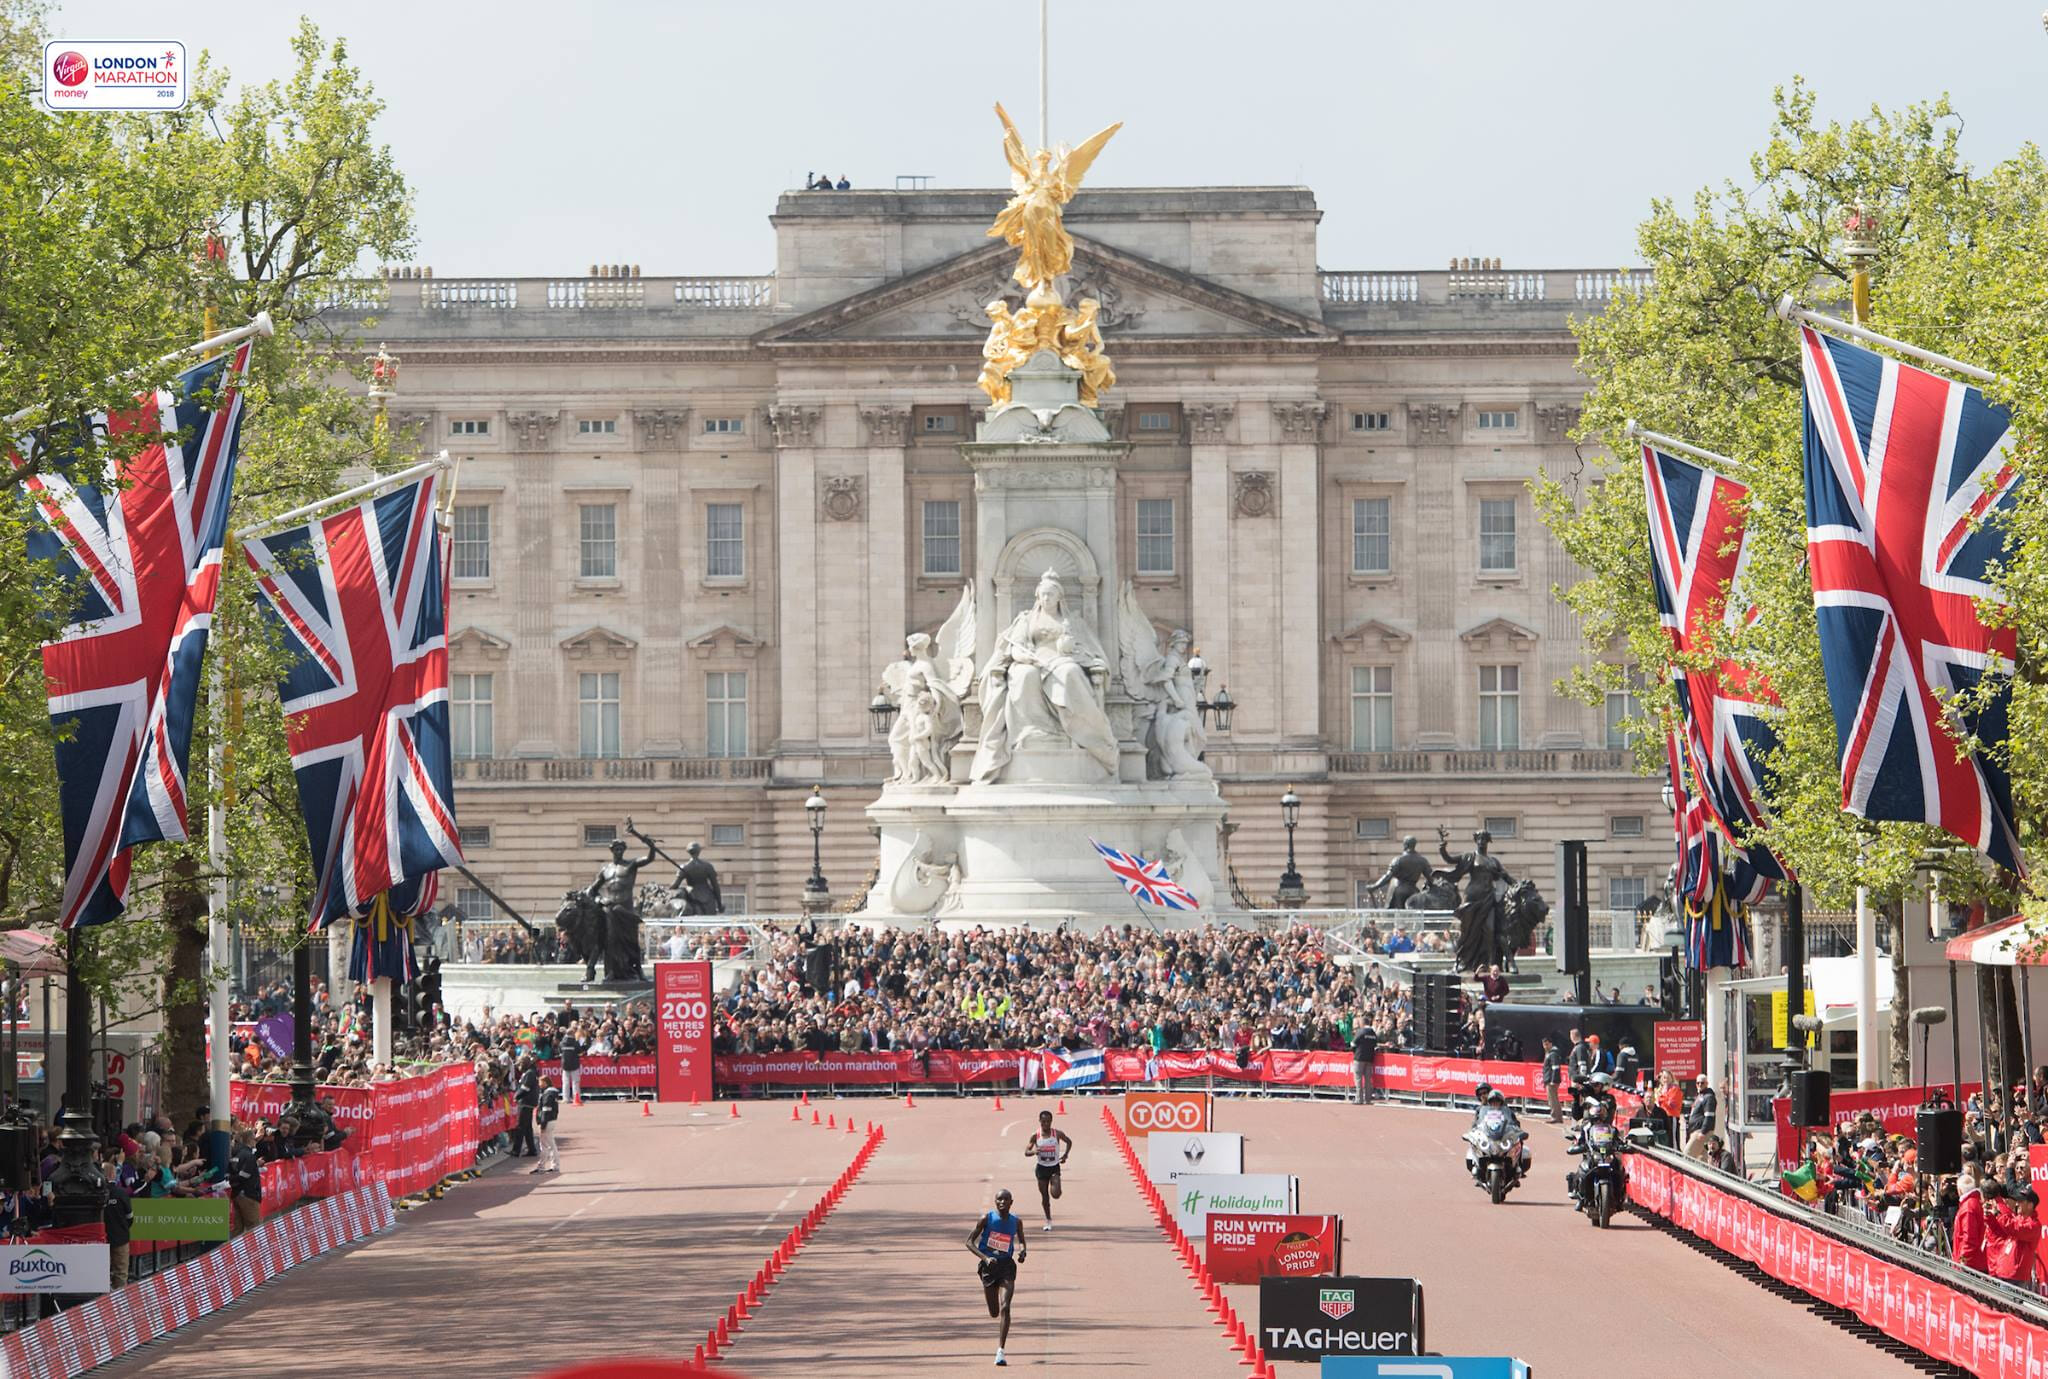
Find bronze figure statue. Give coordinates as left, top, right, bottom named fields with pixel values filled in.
left=1370, top=835, right=1437, bottom=911
left=672, top=841, right=725, bottom=917
left=579, top=819, right=655, bottom=981
left=1438, top=825, right=1517, bottom=974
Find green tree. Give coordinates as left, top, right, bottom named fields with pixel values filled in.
left=1538, top=83, right=2048, bottom=1081
left=0, top=6, right=414, bottom=1122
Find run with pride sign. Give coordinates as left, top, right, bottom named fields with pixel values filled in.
left=1207, top=1213, right=1340, bottom=1284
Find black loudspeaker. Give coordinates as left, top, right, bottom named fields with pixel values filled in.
left=1554, top=840, right=1590, bottom=1002
left=1789, top=1068, right=1832, bottom=1128
left=1917, top=1106, right=1964, bottom=1175
left=1416, top=973, right=1459, bottom=1054
left=0, top=1125, right=28, bottom=1192
left=804, top=944, right=832, bottom=993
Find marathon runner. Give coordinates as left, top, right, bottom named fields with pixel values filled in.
left=965, top=1188, right=1027, bottom=1366
left=1023, top=1109, right=1073, bottom=1231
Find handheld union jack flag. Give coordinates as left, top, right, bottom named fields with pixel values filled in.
left=1089, top=839, right=1199, bottom=911
left=244, top=472, right=462, bottom=927
left=1799, top=326, right=2023, bottom=873
left=1641, top=443, right=1790, bottom=891
left=19, top=342, right=253, bottom=929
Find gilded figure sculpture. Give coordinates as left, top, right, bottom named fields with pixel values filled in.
left=976, top=104, right=1123, bottom=409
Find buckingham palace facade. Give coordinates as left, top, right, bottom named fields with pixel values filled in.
left=331, top=185, right=1667, bottom=921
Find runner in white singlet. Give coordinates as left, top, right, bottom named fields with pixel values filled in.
left=1022, top=1109, right=1074, bottom=1231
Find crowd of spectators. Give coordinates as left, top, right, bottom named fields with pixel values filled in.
left=709, top=922, right=1416, bottom=1057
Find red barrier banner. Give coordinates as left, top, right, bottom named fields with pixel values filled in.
left=1628, top=1152, right=2048, bottom=1378
left=655, top=960, right=714, bottom=1104
left=716, top=1051, right=911, bottom=1085
left=1771, top=1081, right=1980, bottom=1171
left=1205, top=1213, right=1340, bottom=1284
left=230, top=1065, right=478, bottom=1197
left=538, top=1055, right=657, bottom=1089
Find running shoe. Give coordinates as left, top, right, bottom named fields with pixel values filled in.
left=1041, top=1222, right=1052, bottom=1232
left=994, top=1348, right=1006, bottom=1366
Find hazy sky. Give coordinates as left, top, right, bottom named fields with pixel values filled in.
left=58, top=1, right=2048, bottom=276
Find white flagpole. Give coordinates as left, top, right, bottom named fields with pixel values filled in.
left=1038, top=0, right=1048, bottom=149
left=3, top=312, right=275, bottom=431
left=1775, top=296, right=1999, bottom=385
left=1623, top=420, right=1740, bottom=472
left=234, top=452, right=451, bottom=543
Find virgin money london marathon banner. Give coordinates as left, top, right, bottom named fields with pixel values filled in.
left=655, top=959, right=713, bottom=1103
left=1206, top=1213, right=1341, bottom=1284
left=1146, top=1132, right=1244, bottom=1185
left=1170, top=1173, right=1298, bottom=1236
left=1259, top=1275, right=1424, bottom=1362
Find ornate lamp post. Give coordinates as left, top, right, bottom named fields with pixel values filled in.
left=802, top=786, right=831, bottom=911
left=1842, top=199, right=1879, bottom=326
left=1188, top=649, right=1236, bottom=732
left=868, top=689, right=898, bottom=736
left=1276, top=786, right=1306, bottom=909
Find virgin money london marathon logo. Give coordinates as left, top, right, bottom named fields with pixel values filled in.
left=42, top=41, right=187, bottom=111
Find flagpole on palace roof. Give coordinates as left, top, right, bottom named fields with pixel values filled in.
left=1622, top=420, right=1740, bottom=471
left=2, top=312, right=275, bottom=432
left=1774, top=296, right=2000, bottom=385
left=234, top=451, right=451, bottom=543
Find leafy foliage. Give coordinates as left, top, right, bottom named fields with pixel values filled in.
left=1536, top=81, right=2048, bottom=909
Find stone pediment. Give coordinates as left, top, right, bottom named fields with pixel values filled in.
left=559, top=625, right=638, bottom=657
left=756, top=237, right=1335, bottom=345
left=449, top=624, right=513, bottom=654
left=686, top=624, right=765, bottom=658
left=1458, top=616, right=1539, bottom=651
left=1332, top=618, right=1412, bottom=652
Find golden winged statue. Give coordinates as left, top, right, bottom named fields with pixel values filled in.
left=988, top=103, right=1122, bottom=291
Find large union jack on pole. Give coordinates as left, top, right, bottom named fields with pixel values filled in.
left=1798, top=325, right=2023, bottom=873
left=1089, top=839, right=1199, bottom=911
left=243, top=471, right=463, bottom=927
left=18, top=341, right=253, bottom=929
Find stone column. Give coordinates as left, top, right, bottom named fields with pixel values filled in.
left=634, top=408, right=689, bottom=755
left=1408, top=399, right=1459, bottom=746
left=860, top=405, right=911, bottom=738
left=1187, top=403, right=1235, bottom=728
left=1271, top=400, right=1326, bottom=744
left=771, top=403, right=823, bottom=754
left=508, top=410, right=559, bottom=755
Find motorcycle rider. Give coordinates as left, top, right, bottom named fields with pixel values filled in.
left=1567, top=1097, right=1627, bottom=1209
left=1464, top=1087, right=1532, bottom=1184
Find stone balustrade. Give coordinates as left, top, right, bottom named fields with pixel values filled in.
left=1318, top=267, right=1650, bottom=306
left=1326, top=748, right=1634, bottom=776
left=452, top=755, right=774, bottom=783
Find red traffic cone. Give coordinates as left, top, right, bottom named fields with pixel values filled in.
left=812, top=1110, right=821, bottom=1126
left=641, top=1098, right=653, bottom=1117
left=827, top=1113, right=836, bottom=1129
left=1057, top=1098, right=1068, bottom=1115
left=791, top=1102, right=801, bottom=1121
left=801, top=1090, right=810, bottom=1106
left=729, top=1101, right=740, bottom=1119
left=993, top=1095, right=1003, bottom=1111
left=905, top=1090, right=916, bottom=1107
left=846, top=1116, right=855, bottom=1134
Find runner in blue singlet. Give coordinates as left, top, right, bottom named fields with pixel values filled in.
left=964, top=1188, right=1027, bottom=1366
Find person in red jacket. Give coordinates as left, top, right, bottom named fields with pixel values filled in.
left=1985, top=1186, right=2042, bottom=1285
left=1953, top=1174, right=1989, bottom=1273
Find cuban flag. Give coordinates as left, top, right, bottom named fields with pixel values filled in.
left=18, top=341, right=253, bottom=929
left=1799, top=326, right=2023, bottom=873
left=1089, top=839, right=1199, bottom=911
left=1051, top=1049, right=1105, bottom=1090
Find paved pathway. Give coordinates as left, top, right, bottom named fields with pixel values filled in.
left=92, top=1095, right=1927, bottom=1377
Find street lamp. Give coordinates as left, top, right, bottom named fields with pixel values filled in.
left=1187, top=648, right=1236, bottom=732
left=868, top=688, right=898, bottom=736
left=1277, top=785, right=1306, bottom=909
left=803, top=786, right=829, bottom=905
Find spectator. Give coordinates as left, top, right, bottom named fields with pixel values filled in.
left=1953, top=1169, right=1989, bottom=1272
left=1540, top=1036, right=1564, bottom=1124
left=1685, top=1075, right=1717, bottom=1139
left=835, top=174, right=851, bottom=190
left=1986, top=1186, right=2041, bottom=1285
left=102, top=1157, right=133, bottom=1287
left=228, top=1123, right=263, bottom=1234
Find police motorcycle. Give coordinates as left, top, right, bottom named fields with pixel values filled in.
left=1462, top=1085, right=1531, bottom=1205
left=1564, top=1089, right=1656, bottom=1229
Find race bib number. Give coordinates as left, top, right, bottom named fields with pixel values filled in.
left=986, top=1230, right=1013, bottom=1254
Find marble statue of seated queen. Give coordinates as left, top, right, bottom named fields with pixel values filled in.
left=969, top=570, right=1118, bottom=784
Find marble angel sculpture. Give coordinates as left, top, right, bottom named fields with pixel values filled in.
left=879, top=587, right=975, bottom=785
left=1115, top=581, right=1210, bottom=781
left=970, top=570, right=1118, bottom=783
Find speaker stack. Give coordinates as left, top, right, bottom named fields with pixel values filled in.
left=1917, top=1105, right=1964, bottom=1175
left=1788, top=1068, right=1832, bottom=1128
left=803, top=943, right=832, bottom=993
left=1415, top=973, right=1461, bottom=1054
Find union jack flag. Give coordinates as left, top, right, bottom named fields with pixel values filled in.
left=1641, top=443, right=1790, bottom=890
left=1089, top=839, right=1199, bottom=911
left=18, top=342, right=253, bottom=929
left=1798, top=326, right=2023, bottom=873
left=244, top=472, right=462, bottom=927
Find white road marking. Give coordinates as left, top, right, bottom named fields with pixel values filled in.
left=530, top=1180, right=621, bottom=1242
left=754, top=1184, right=803, bottom=1235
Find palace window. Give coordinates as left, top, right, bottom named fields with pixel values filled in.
left=1605, top=685, right=1643, bottom=750
left=707, top=671, right=748, bottom=757
left=1476, top=409, right=1520, bottom=430
left=458, top=824, right=492, bottom=850
left=1483, top=816, right=1519, bottom=839
left=922, top=500, right=961, bottom=576
left=706, top=503, right=745, bottom=578
left=1608, top=875, right=1648, bottom=911
left=1352, top=497, right=1390, bottom=574
left=449, top=418, right=489, bottom=436
left=577, top=418, right=617, bottom=435
left=578, top=504, right=617, bottom=579
left=1350, top=411, right=1391, bottom=432
left=1135, top=410, right=1177, bottom=433
left=922, top=412, right=958, bottom=434
left=1478, top=499, right=1517, bottom=573
left=451, top=505, right=491, bottom=580
left=711, top=823, right=745, bottom=847
left=455, top=887, right=492, bottom=921
left=578, top=672, right=621, bottom=759
left=1610, top=815, right=1645, bottom=839
left=1136, top=497, right=1175, bottom=575
left=1478, top=664, right=1520, bottom=749
left=703, top=416, right=745, bottom=435
left=1355, top=817, right=1391, bottom=841
left=1350, top=665, right=1393, bottom=751
left=452, top=672, right=493, bottom=759
left=582, top=823, right=617, bottom=846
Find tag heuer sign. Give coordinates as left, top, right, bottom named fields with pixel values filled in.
left=1259, top=1275, right=1424, bottom=1363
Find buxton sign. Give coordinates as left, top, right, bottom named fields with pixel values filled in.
left=1259, top=1275, right=1424, bottom=1363
left=0, top=1243, right=109, bottom=1294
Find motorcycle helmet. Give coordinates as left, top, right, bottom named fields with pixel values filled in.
left=1474, top=1082, right=1494, bottom=1101
left=1589, top=1100, right=1613, bottom=1123
left=1485, top=1089, right=1507, bottom=1106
